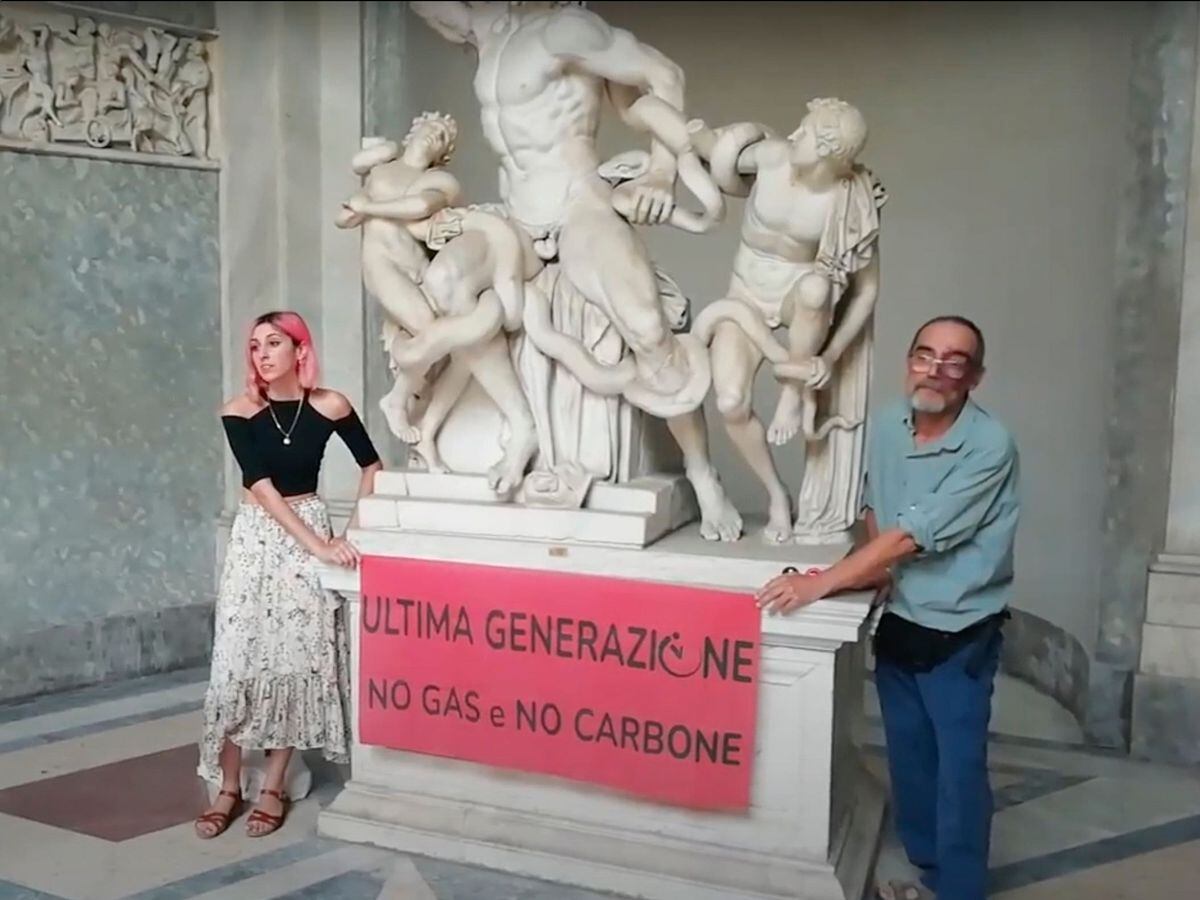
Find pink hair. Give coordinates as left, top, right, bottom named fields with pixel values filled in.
left=244, top=310, right=320, bottom=396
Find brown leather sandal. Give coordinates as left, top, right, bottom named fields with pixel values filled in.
left=245, top=788, right=289, bottom=837
left=194, top=789, right=242, bottom=839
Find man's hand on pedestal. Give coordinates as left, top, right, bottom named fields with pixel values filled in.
left=756, top=567, right=827, bottom=616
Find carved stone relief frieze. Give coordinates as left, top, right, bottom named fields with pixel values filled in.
left=0, top=6, right=211, bottom=159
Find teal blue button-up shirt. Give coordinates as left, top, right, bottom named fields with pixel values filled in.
left=862, top=398, right=1020, bottom=632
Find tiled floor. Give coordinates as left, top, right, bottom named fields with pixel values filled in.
left=0, top=668, right=1196, bottom=899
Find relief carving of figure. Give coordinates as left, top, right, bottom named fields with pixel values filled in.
left=172, top=41, right=210, bottom=157
left=19, top=25, right=59, bottom=140
left=49, top=17, right=96, bottom=121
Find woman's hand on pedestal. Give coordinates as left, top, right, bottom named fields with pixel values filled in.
left=317, top=536, right=361, bottom=569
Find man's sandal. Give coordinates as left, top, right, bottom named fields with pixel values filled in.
left=877, top=880, right=935, bottom=900
left=194, top=789, right=242, bottom=839
left=246, top=788, right=289, bottom=837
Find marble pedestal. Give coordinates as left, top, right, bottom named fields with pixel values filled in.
left=357, top=471, right=700, bottom=548
left=317, top=519, right=884, bottom=900
left=1133, top=553, right=1200, bottom=764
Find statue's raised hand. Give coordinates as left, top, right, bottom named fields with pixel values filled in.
left=614, top=169, right=676, bottom=226
left=772, top=355, right=832, bottom=391
left=806, top=356, right=832, bottom=391
left=335, top=201, right=364, bottom=230
left=426, top=209, right=464, bottom=250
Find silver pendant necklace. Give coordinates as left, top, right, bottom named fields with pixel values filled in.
left=266, top=394, right=304, bottom=445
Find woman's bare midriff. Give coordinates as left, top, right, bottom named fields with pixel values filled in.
left=240, top=489, right=318, bottom=507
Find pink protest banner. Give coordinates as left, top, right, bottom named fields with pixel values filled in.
left=358, top=555, right=761, bottom=810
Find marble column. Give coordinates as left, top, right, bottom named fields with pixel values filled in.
left=1084, top=1, right=1199, bottom=757
left=316, top=1, right=370, bottom=517
left=360, top=0, right=410, bottom=468
left=215, top=1, right=365, bottom=539
left=1133, top=6, right=1200, bottom=762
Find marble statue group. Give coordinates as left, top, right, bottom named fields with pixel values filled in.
left=337, top=0, right=887, bottom=546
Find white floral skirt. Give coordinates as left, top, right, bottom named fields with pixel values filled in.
left=197, top=497, right=351, bottom=785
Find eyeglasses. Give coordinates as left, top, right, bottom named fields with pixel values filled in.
left=908, top=349, right=974, bottom=380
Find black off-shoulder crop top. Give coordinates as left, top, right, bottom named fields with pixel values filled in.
left=221, top=392, right=381, bottom=497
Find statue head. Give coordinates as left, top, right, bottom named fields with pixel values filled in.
left=788, top=98, right=867, bottom=172
left=403, top=111, right=459, bottom=168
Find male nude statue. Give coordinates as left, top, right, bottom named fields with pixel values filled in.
left=335, top=113, right=463, bottom=442
left=688, top=98, right=885, bottom=543
left=336, top=111, right=539, bottom=497
left=410, top=0, right=743, bottom=541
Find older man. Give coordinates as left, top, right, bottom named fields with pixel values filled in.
left=758, top=315, right=1020, bottom=900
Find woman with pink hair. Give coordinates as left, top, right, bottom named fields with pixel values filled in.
left=194, top=310, right=382, bottom=839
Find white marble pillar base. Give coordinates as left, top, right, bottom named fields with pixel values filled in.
left=317, top=523, right=883, bottom=900
left=1133, top=554, right=1200, bottom=764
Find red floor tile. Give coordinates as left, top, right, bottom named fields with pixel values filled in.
left=0, top=744, right=208, bottom=841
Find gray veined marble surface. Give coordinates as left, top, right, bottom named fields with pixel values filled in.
left=0, top=149, right=222, bottom=700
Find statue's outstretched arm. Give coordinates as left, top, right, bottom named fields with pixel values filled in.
left=351, top=172, right=464, bottom=222
left=606, top=83, right=691, bottom=156
left=689, top=121, right=775, bottom=176
left=410, top=2, right=474, bottom=45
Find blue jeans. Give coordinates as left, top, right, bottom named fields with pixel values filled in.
left=874, top=624, right=1001, bottom=900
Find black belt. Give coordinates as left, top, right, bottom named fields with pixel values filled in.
left=873, top=608, right=1009, bottom=677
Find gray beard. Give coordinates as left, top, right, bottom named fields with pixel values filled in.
left=909, top=390, right=947, bottom=414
